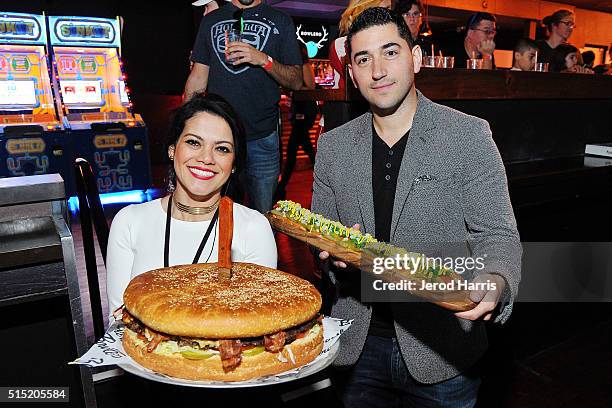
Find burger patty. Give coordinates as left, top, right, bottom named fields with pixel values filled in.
left=122, top=310, right=322, bottom=350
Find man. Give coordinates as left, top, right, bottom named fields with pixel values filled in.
left=185, top=0, right=303, bottom=213
left=313, top=8, right=521, bottom=407
left=448, top=12, right=497, bottom=69
left=511, top=38, right=538, bottom=71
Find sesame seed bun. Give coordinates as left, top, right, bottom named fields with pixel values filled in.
left=122, top=263, right=322, bottom=338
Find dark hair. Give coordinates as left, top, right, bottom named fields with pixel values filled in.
left=166, top=93, right=246, bottom=193
left=542, top=9, right=573, bottom=31
left=466, top=12, right=496, bottom=30
left=513, top=37, right=538, bottom=53
left=346, top=7, right=414, bottom=58
left=551, top=43, right=578, bottom=72
left=581, top=50, right=595, bottom=66
left=395, top=0, right=422, bottom=16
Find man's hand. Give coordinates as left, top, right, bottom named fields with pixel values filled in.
left=455, top=273, right=506, bottom=321
left=226, top=41, right=268, bottom=67
left=318, top=223, right=360, bottom=269
left=478, top=39, right=495, bottom=57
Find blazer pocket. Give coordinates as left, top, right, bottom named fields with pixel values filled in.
left=411, top=174, right=457, bottom=191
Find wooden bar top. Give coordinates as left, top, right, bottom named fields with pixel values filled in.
left=294, top=68, right=612, bottom=101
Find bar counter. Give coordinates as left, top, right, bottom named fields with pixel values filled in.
left=295, top=68, right=612, bottom=101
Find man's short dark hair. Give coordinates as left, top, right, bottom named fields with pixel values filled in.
left=513, top=38, right=538, bottom=54
left=346, top=7, right=414, bottom=59
left=466, top=12, right=496, bottom=30
left=395, top=0, right=423, bottom=16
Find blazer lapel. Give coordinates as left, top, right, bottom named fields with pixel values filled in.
left=353, top=112, right=376, bottom=236
left=390, top=91, right=437, bottom=241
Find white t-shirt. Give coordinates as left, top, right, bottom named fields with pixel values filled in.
left=106, top=198, right=278, bottom=316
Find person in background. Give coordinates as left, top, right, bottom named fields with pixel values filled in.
left=511, top=38, right=538, bottom=71
left=276, top=43, right=317, bottom=200
left=448, top=12, right=497, bottom=69
left=329, top=0, right=394, bottom=89
left=594, top=45, right=612, bottom=74
left=395, top=0, right=435, bottom=56
left=537, top=9, right=575, bottom=65
left=184, top=0, right=303, bottom=213
left=106, top=93, right=277, bottom=318
left=192, top=0, right=230, bottom=16
left=581, top=50, right=595, bottom=69
left=551, top=43, right=593, bottom=74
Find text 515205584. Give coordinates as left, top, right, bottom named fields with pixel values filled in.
left=0, top=387, right=69, bottom=403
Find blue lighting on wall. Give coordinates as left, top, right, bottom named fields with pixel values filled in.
left=68, top=189, right=157, bottom=212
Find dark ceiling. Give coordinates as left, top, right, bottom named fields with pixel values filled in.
left=268, top=0, right=612, bottom=19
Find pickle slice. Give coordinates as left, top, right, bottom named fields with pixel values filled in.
left=180, top=349, right=216, bottom=360
left=242, top=346, right=265, bottom=357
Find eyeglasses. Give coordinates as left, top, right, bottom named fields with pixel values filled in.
left=559, top=20, right=576, bottom=29
left=472, top=28, right=497, bottom=36
left=402, top=12, right=422, bottom=19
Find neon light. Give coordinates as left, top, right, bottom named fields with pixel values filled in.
left=67, top=189, right=158, bottom=212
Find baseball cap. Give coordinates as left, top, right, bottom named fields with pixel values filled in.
left=191, top=0, right=231, bottom=6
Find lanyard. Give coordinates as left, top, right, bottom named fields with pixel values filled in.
left=164, top=196, right=220, bottom=268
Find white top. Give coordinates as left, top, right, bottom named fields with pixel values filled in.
left=106, top=198, right=278, bottom=316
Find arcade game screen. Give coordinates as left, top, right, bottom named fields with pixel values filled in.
left=54, top=46, right=131, bottom=123
left=0, top=44, right=60, bottom=129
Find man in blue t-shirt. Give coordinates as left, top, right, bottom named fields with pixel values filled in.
left=184, top=0, right=303, bottom=213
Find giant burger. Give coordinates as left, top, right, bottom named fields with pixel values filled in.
left=121, top=262, right=323, bottom=381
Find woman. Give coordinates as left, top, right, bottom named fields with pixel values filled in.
left=537, top=9, right=575, bottom=65
left=106, top=93, right=278, bottom=316
left=551, top=43, right=593, bottom=73
left=395, top=0, right=435, bottom=56
left=329, top=0, right=393, bottom=89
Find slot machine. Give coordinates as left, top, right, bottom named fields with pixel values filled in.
left=48, top=15, right=150, bottom=195
left=0, top=12, right=71, bottom=190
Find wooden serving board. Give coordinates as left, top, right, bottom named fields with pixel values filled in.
left=266, top=212, right=477, bottom=312
left=266, top=213, right=363, bottom=268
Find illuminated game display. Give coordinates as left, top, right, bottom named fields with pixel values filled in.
left=49, top=15, right=150, bottom=194
left=0, top=12, right=70, bottom=185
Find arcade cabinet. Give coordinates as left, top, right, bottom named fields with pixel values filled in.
left=0, top=12, right=71, bottom=190
left=48, top=15, right=150, bottom=194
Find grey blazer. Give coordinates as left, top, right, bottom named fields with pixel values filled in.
left=312, top=91, right=522, bottom=384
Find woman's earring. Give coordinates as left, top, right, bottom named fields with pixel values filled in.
left=231, top=168, right=236, bottom=173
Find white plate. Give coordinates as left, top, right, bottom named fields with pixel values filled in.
left=117, top=341, right=339, bottom=388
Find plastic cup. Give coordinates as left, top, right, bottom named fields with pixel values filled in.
left=466, top=59, right=484, bottom=69
left=422, top=56, right=435, bottom=68
left=443, top=56, right=454, bottom=68
left=225, top=29, right=242, bottom=63
left=534, top=62, right=549, bottom=72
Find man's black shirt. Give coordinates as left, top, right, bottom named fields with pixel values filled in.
left=369, top=124, right=410, bottom=337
